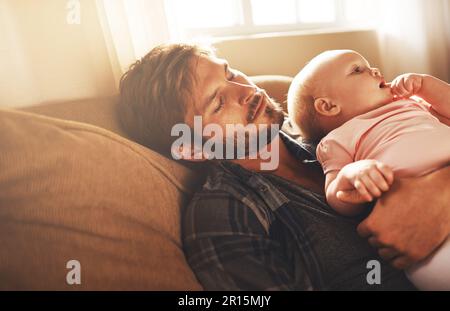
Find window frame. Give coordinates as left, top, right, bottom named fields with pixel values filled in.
left=166, top=0, right=351, bottom=39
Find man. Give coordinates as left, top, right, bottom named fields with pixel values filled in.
left=119, top=43, right=450, bottom=290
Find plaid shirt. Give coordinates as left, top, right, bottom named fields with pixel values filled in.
left=182, top=131, right=414, bottom=291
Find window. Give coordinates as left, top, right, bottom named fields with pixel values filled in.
left=164, top=0, right=380, bottom=39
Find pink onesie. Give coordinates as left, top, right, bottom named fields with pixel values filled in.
left=316, top=98, right=450, bottom=291
left=317, top=99, right=450, bottom=177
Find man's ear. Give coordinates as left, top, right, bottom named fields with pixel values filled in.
left=170, top=144, right=209, bottom=162
left=313, top=98, right=341, bottom=117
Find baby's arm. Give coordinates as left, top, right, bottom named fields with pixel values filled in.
left=325, top=160, right=394, bottom=216
left=390, top=73, right=450, bottom=118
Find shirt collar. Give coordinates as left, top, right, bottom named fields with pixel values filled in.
left=278, top=130, right=317, bottom=162
left=215, top=130, right=318, bottom=211
left=217, top=130, right=317, bottom=174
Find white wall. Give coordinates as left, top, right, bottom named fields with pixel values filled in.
left=0, top=0, right=116, bottom=108
left=214, top=29, right=382, bottom=78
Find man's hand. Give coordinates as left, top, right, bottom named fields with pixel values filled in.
left=357, top=167, right=450, bottom=269
left=390, top=73, right=424, bottom=99
left=336, top=160, right=394, bottom=203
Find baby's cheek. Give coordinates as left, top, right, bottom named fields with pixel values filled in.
left=355, top=93, right=378, bottom=114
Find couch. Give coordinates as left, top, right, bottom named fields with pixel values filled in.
left=0, top=75, right=293, bottom=290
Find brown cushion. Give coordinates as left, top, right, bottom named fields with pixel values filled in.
left=0, top=108, right=202, bottom=290
left=22, top=96, right=129, bottom=139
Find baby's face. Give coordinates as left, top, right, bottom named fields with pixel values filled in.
left=317, top=50, right=393, bottom=119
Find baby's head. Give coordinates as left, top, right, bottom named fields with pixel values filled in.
left=287, top=50, right=393, bottom=142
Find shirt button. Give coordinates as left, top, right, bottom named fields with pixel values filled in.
left=259, top=185, right=268, bottom=193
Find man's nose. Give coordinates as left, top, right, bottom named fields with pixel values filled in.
left=232, top=83, right=258, bottom=106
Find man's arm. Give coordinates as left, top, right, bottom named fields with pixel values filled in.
left=183, top=194, right=311, bottom=290
left=356, top=165, right=450, bottom=269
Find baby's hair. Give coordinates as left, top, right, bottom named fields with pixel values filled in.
left=288, top=50, right=346, bottom=143
left=287, top=77, right=321, bottom=143
left=287, top=65, right=329, bottom=143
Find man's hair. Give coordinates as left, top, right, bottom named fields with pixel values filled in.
left=119, top=43, right=214, bottom=156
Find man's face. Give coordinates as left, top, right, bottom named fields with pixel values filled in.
left=184, top=55, right=284, bottom=138
left=317, top=50, right=393, bottom=119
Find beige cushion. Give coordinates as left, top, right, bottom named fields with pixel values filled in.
left=0, top=108, right=202, bottom=290
left=23, top=96, right=129, bottom=139
left=3, top=75, right=293, bottom=290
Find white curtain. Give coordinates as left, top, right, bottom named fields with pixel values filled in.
left=376, top=0, right=450, bottom=81
left=0, top=0, right=118, bottom=108
left=95, top=0, right=173, bottom=88
left=0, top=1, right=41, bottom=107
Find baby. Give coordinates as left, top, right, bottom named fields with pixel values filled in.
left=287, top=50, right=450, bottom=290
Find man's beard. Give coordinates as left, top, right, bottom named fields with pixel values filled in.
left=263, top=97, right=285, bottom=127
left=194, top=92, right=286, bottom=160
left=225, top=95, right=285, bottom=157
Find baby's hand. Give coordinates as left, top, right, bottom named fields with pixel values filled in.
left=389, top=73, right=424, bottom=99
left=338, top=160, right=394, bottom=202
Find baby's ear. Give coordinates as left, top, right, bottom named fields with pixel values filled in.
left=313, top=98, right=341, bottom=117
